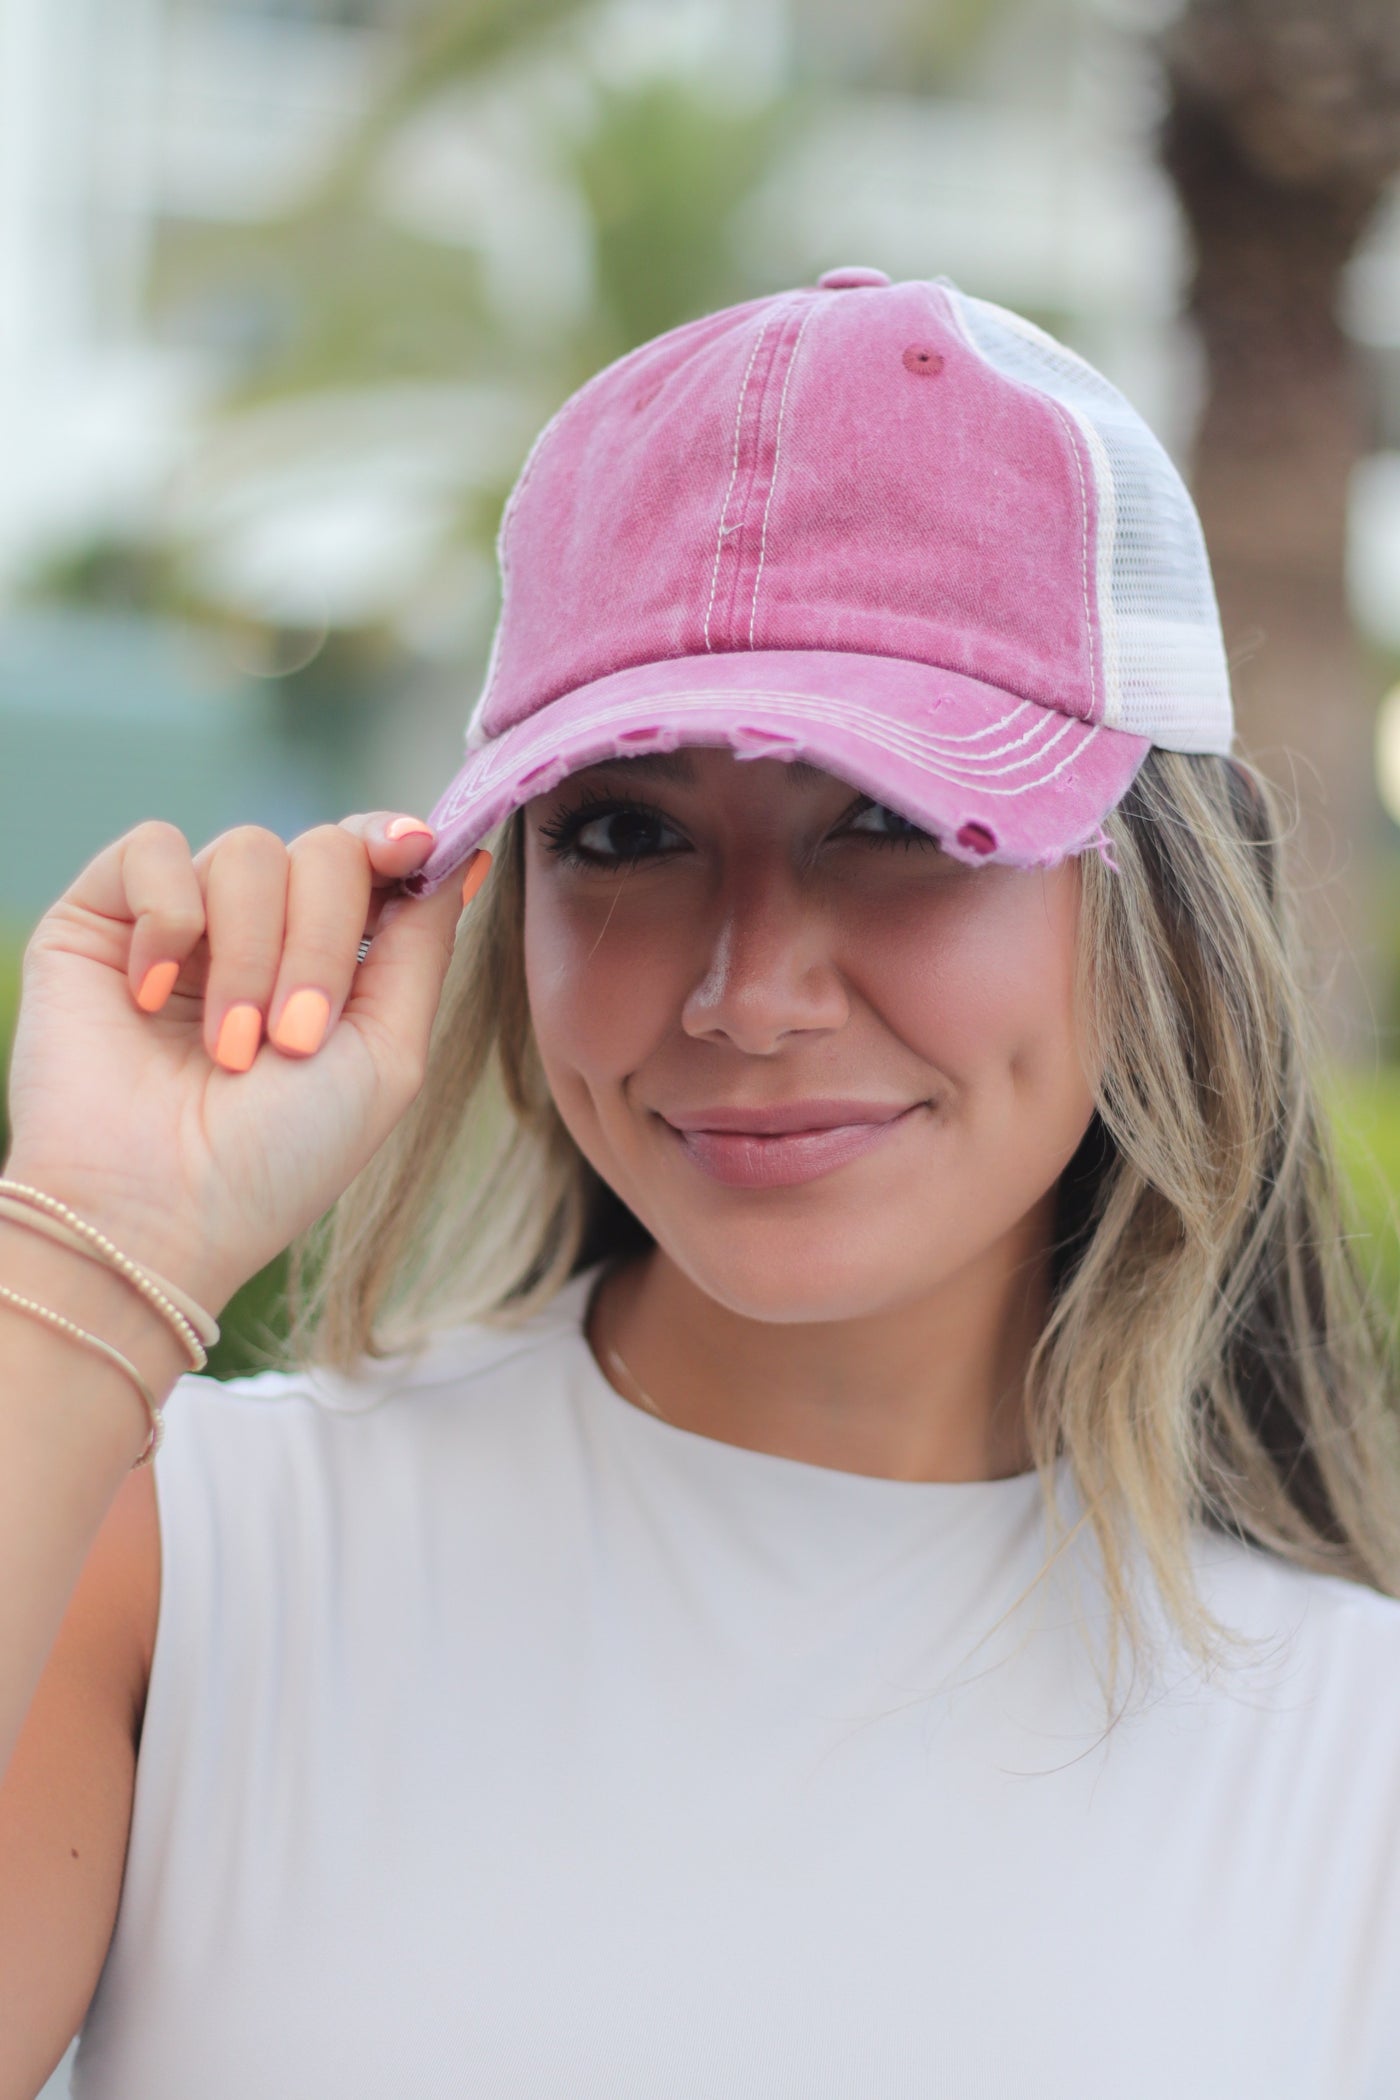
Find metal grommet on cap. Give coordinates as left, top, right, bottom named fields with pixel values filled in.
left=903, top=344, right=944, bottom=377
left=817, top=266, right=892, bottom=290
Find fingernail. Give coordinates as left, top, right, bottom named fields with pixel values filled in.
left=461, top=850, right=493, bottom=907
left=270, top=987, right=330, bottom=1056
left=136, top=960, right=180, bottom=1013
left=386, top=816, right=435, bottom=842
left=214, top=1003, right=262, bottom=1072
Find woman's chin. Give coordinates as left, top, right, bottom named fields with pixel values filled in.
left=646, top=1228, right=947, bottom=1329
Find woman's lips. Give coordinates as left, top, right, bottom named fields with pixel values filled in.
left=661, top=1105, right=924, bottom=1188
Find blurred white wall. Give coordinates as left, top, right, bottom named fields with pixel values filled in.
left=0, top=0, right=402, bottom=597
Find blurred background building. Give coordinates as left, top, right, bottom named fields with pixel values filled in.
left=8, top=2, right=1400, bottom=2086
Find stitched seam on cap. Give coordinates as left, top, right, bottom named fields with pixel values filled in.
left=748, top=298, right=819, bottom=649
left=473, top=349, right=642, bottom=738
left=704, top=310, right=777, bottom=651
left=1035, top=395, right=1098, bottom=718
left=931, top=281, right=1098, bottom=724
left=1065, top=402, right=1121, bottom=730
left=446, top=691, right=1085, bottom=801
left=436, top=688, right=1101, bottom=820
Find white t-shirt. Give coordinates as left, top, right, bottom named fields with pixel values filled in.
left=73, top=1258, right=1400, bottom=2097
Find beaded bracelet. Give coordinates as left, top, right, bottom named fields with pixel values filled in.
left=0, top=1282, right=164, bottom=1466
left=0, top=1180, right=219, bottom=1371
left=0, top=1179, right=224, bottom=1471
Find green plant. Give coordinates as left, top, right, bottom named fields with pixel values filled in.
left=0, top=927, right=23, bottom=1164
left=205, top=1252, right=293, bottom=1382
left=1323, top=1063, right=1400, bottom=1354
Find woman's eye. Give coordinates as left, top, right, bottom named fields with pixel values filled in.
left=538, top=791, right=941, bottom=870
left=538, top=799, right=682, bottom=868
left=843, top=799, right=940, bottom=850
left=578, top=809, right=677, bottom=861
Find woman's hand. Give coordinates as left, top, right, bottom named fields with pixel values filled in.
left=3, top=815, right=490, bottom=1316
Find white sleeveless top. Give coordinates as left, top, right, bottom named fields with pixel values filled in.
left=73, top=1259, right=1400, bottom=2098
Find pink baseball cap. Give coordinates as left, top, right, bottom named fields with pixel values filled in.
left=400, top=265, right=1235, bottom=900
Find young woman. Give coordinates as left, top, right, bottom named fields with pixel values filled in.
left=3, top=269, right=1400, bottom=2098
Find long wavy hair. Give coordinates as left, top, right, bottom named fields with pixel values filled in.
left=270, top=746, right=1400, bottom=1712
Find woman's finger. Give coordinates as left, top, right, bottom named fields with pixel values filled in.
left=344, top=850, right=491, bottom=1089
left=197, top=826, right=290, bottom=1072
left=336, top=811, right=437, bottom=887
left=265, top=825, right=373, bottom=1060
left=119, top=822, right=207, bottom=1014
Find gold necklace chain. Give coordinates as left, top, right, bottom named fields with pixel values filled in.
left=603, top=1338, right=672, bottom=1426
left=593, top=1264, right=674, bottom=1426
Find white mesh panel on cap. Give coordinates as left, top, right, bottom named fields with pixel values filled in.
left=934, top=277, right=1234, bottom=756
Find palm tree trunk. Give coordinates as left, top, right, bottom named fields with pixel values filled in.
left=1155, top=4, right=1400, bottom=1067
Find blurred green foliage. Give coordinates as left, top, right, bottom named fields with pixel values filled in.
left=0, top=924, right=20, bottom=1126
left=205, top=1252, right=293, bottom=1383
left=148, top=70, right=802, bottom=421
left=1321, top=1063, right=1400, bottom=1331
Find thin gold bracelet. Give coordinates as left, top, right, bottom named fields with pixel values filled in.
left=0, top=1282, right=163, bottom=1467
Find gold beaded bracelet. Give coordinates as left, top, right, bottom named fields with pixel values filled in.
left=0, top=1180, right=219, bottom=1371
left=0, top=1178, right=225, bottom=1470
left=0, top=1282, right=164, bottom=1466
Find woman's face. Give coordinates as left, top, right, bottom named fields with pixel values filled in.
left=522, top=744, right=1100, bottom=1325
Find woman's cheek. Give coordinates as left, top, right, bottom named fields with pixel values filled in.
left=857, top=867, right=1086, bottom=1112
left=849, top=874, right=1031, bottom=1066
left=525, top=881, right=678, bottom=1078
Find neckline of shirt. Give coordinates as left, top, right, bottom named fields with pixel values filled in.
left=562, top=1258, right=1072, bottom=1512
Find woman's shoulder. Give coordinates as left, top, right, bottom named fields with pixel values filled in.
left=165, top=1273, right=595, bottom=1429
left=1185, top=1520, right=1400, bottom=1703
left=143, top=1282, right=601, bottom=1652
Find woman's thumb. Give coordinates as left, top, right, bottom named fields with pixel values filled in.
left=347, top=850, right=491, bottom=1057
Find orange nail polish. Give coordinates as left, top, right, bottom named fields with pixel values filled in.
left=386, top=816, right=434, bottom=841
left=214, top=1003, right=262, bottom=1072
left=271, top=987, right=330, bottom=1056
left=461, top=850, right=492, bottom=906
left=136, top=960, right=180, bottom=1013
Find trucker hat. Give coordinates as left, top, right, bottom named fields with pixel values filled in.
left=399, top=264, right=1234, bottom=900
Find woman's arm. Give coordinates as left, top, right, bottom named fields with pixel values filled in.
left=0, top=1225, right=175, bottom=2099
left=0, top=1463, right=158, bottom=2100
left=0, top=804, right=470, bottom=2094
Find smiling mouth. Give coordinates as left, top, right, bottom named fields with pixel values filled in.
left=660, top=1100, right=925, bottom=1137
left=658, top=1103, right=927, bottom=1189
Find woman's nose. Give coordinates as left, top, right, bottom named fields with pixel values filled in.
left=677, top=857, right=850, bottom=1053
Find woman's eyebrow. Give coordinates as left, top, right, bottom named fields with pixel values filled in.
left=572, top=752, right=831, bottom=789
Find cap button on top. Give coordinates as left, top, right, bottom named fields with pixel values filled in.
left=817, top=266, right=892, bottom=290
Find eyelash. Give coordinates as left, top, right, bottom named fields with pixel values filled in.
left=536, top=785, right=942, bottom=871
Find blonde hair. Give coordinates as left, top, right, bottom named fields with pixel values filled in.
left=272, top=748, right=1400, bottom=1711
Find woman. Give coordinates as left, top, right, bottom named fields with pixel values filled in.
left=3, top=269, right=1400, bottom=2097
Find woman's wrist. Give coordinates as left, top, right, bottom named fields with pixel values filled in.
left=0, top=1211, right=195, bottom=1404
left=0, top=1157, right=240, bottom=1321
